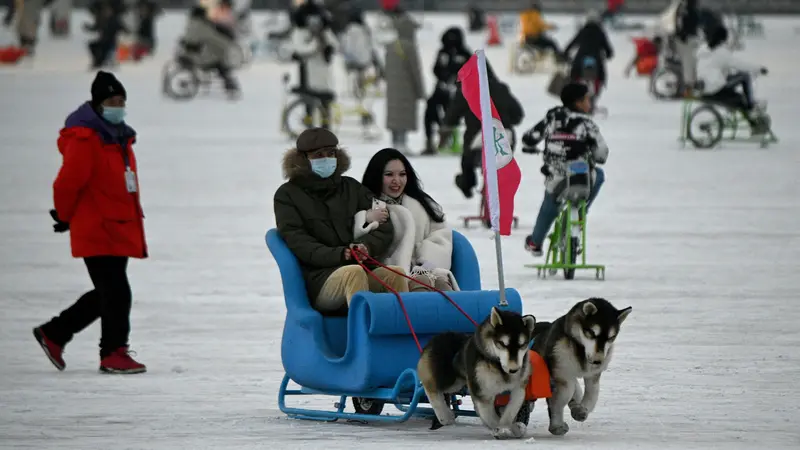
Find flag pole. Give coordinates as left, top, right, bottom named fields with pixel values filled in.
left=475, top=49, right=508, bottom=307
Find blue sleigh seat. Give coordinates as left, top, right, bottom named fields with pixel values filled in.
left=266, top=228, right=522, bottom=394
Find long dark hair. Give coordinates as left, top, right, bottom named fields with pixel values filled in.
left=362, top=148, right=445, bottom=223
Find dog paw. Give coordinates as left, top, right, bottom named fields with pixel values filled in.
left=436, top=410, right=456, bottom=426
left=491, top=427, right=515, bottom=440
left=509, top=422, right=527, bottom=438
left=570, top=404, right=589, bottom=422
left=549, top=422, right=569, bottom=436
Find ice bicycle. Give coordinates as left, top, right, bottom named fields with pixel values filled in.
left=679, top=95, right=777, bottom=149
left=525, top=161, right=606, bottom=280
left=266, top=228, right=548, bottom=425
left=278, top=74, right=381, bottom=141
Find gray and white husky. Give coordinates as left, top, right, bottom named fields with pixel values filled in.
left=532, top=297, right=632, bottom=436
left=417, top=307, right=536, bottom=439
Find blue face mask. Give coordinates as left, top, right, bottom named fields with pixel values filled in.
left=310, top=157, right=337, bottom=179
left=102, top=107, right=126, bottom=124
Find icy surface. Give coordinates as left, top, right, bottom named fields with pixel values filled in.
left=1, top=10, right=799, bottom=450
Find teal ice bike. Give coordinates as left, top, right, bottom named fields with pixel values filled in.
left=525, top=161, right=606, bottom=280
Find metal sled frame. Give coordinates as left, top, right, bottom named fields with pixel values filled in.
left=461, top=185, right=519, bottom=230
left=525, top=197, right=605, bottom=280
left=278, top=370, right=483, bottom=423
left=679, top=98, right=778, bottom=149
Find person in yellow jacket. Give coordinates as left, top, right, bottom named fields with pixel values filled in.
left=519, top=0, right=564, bottom=61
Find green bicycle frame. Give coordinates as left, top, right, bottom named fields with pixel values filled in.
left=525, top=198, right=606, bottom=280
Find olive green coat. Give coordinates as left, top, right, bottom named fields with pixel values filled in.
left=274, top=148, right=394, bottom=307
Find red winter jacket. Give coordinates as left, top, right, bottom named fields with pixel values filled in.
left=53, top=102, right=148, bottom=259
left=608, top=0, right=624, bottom=11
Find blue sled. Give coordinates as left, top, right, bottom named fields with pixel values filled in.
left=267, top=228, right=522, bottom=423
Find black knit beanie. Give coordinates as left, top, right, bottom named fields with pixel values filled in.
left=91, top=71, right=127, bottom=107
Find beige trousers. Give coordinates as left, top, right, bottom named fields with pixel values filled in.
left=408, top=272, right=454, bottom=292
left=316, top=265, right=409, bottom=312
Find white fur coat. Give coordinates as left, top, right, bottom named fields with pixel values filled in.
left=353, top=196, right=460, bottom=291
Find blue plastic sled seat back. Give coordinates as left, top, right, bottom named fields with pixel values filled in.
left=266, top=228, right=522, bottom=393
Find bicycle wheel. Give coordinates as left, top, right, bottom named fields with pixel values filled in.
left=650, top=68, right=681, bottom=99
left=687, top=105, right=724, bottom=149
left=281, top=96, right=326, bottom=140
left=162, top=62, right=200, bottom=101
left=563, top=236, right=579, bottom=280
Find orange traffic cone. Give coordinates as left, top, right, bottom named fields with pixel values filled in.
left=486, top=15, right=502, bottom=46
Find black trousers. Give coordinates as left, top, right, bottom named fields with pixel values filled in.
left=89, top=38, right=116, bottom=68
left=424, top=86, right=452, bottom=141
left=40, top=256, right=132, bottom=358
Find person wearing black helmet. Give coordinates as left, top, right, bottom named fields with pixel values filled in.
left=520, top=82, right=608, bottom=256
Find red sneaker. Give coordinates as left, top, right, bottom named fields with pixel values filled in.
left=99, top=347, right=146, bottom=374
left=33, top=327, right=66, bottom=371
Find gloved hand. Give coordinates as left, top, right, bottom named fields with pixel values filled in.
left=522, top=145, right=539, bottom=154
left=49, top=209, right=69, bottom=233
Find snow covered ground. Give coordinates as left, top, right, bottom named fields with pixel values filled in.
left=1, top=9, right=799, bottom=450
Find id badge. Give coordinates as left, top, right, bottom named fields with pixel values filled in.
left=124, top=168, right=138, bottom=193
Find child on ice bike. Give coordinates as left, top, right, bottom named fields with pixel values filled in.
left=520, top=82, right=609, bottom=256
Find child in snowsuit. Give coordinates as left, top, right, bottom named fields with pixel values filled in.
left=422, top=26, right=471, bottom=155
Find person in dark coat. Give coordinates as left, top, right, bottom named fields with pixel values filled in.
left=422, top=26, right=471, bottom=155
left=133, top=0, right=161, bottom=59
left=85, top=0, right=129, bottom=69
left=439, top=62, right=525, bottom=199
left=34, top=71, right=147, bottom=375
left=274, top=128, right=408, bottom=316
left=674, top=0, right=700, bottom=91
left=564, top=12, right=613, bottom=93
left=466, top=3, right=485, bottom=32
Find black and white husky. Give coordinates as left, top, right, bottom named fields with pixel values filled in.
left=417, top=307, right=536, bottom=439
left=532, top=297, right=632, bottom=436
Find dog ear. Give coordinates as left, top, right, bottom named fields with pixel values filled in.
left=617, top=306, right=632, bottom=324
left=522, top=314, right=536, bottom=337
left=490, top=307, right=503, bottom=327
left=582, top=301, right=598, bottom=316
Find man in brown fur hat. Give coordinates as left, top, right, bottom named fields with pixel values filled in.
left=274, top=128, right=409, bottom=315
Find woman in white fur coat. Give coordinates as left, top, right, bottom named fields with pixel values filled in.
left=354, top=148, right=458, bottom=292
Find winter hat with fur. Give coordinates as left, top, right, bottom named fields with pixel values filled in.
left=296, top=127, right=339, bottom=152
left=91, top=71, right=126, bottom=107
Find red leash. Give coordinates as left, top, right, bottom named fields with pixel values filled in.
left=351, top=248, right=479, bottom=354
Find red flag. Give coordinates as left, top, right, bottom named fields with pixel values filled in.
left=457, top=54, right=522, bottom=236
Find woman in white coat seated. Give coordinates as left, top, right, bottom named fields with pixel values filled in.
left=355, top=148, right=458, bottom=292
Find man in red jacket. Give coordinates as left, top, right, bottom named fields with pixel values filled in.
left=34, top=71, right=147, bottom=374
